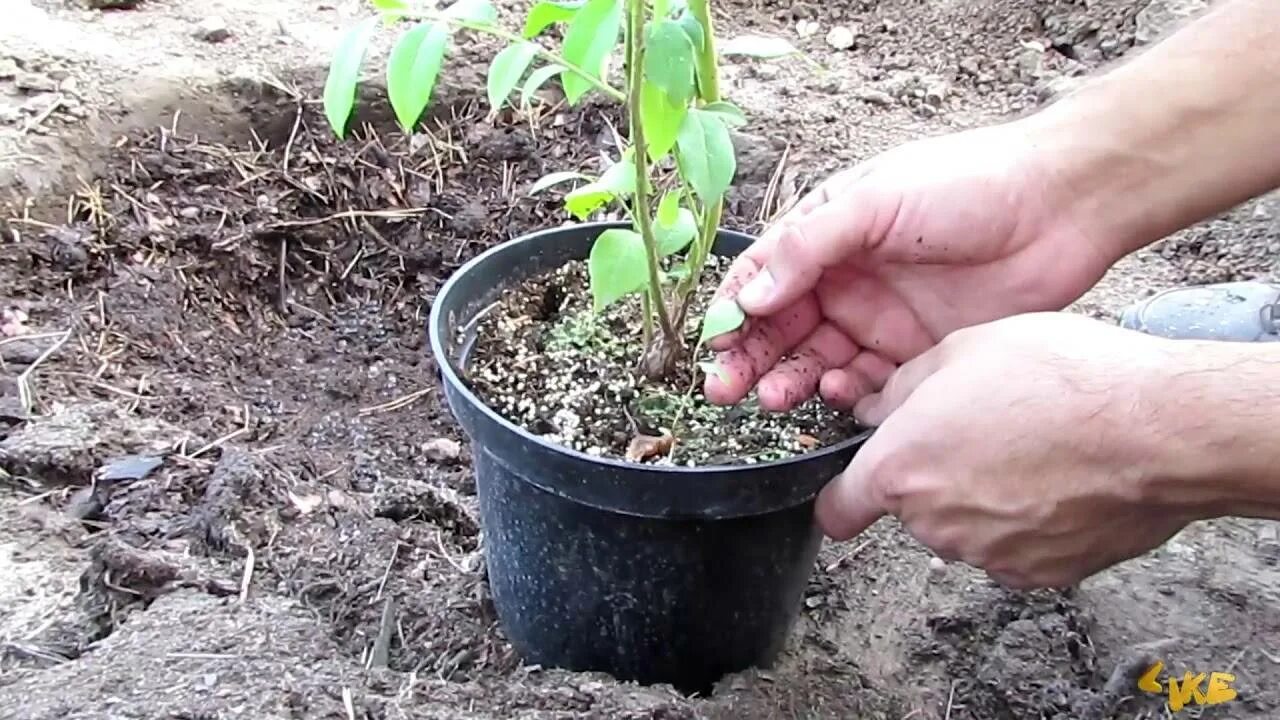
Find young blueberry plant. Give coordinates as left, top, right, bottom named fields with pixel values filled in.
left=324, top=0, right=796, bottom=382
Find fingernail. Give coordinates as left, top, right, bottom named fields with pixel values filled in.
left=853, top=394, right=880, bottom=425
left=738, top=269, right=775, bottom=308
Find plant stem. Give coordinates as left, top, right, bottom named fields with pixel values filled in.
left=641, top=292, right=654, bottom=347
left=625, top=0, right=677, bottom=347
left=687, top=0, right=720, bottom=103
left=391, top=11, right=628, bottom=103
left=673, top=0, right=725, bottom=307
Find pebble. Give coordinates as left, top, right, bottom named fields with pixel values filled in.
left=194, top=16, right=232, bottom=42
left=928, top=557, right=947, bottom=574
left=422, top=437, right=463, bottom=462
left=853, top=87, right=894, bottom=107
left=923, top=77, right=950, bottom=106
left=179, top=206, right=201, bottom=219
left=795, top=19, right=819, bottom=39
left=15, top=71, right=56, bottom=93
left=826, top=25, right=856, bottom=51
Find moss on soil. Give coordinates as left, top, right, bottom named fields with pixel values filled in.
left=465, top=253, right=864, bottom=466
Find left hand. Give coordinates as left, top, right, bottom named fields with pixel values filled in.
left=815, top=312, right=1198, bottom=589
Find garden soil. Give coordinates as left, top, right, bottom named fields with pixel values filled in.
left=1, top=0, right=1278, bottom=718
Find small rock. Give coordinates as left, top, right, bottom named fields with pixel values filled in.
left=752, top=64, right=780, bottom=80
left=853, top=87, right=894, bottom=107
left=826, top=26, right=856, bottom=51
left=796, top=19, right=819, bottom=39
left=881, top=55, right=911, bottom=71
left=178, top=206, right=201, bottom=220
left=923, top=77, right=950, bottom=106
left=193, top=16, right=232, bottom=42
left=15, top=71, right=56, bottom=93
left=928, top=557, right=947, bottom=574
left=0, top=58, right=17, bottom=80
left=422, top=437, right=462, bottom=462
left=1136, top=0, right=1207, bottom=45
left=0, top=338, right=43, bottom=364
left=1016, top=47, right=1044, bottom=80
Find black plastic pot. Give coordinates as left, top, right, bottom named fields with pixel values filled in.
left=428, top=221, right=871, bottom=695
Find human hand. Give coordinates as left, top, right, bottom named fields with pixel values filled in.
left=703, top=121, right=1116, bottom=411
left=814, top=312, right=1197, bottom=589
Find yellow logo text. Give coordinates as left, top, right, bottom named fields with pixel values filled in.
left=1137, top=660, right=1238, bottom=712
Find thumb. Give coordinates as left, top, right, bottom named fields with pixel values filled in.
left=852, top=343, right=944, bottom=426
left=814, top=453, right=886, bottom=541
left=736, top=182, right=880, bottom=316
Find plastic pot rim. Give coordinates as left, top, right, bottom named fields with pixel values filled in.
left=427, top=220, right=874, bottom=481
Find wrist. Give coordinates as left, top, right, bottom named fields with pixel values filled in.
left=1015, top=0, right=1280, bottom=265
left=1133, top=339, right=1280, bottom=521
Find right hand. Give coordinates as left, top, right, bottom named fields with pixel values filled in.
left=702, top=119, right=1116, bottom=411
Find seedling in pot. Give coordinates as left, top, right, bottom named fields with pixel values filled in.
left=323, top=0, right=797, bottom=390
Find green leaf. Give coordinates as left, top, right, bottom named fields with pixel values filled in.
left=445, top=0, right=497, bottom=24
left=655, top=207, right=697, bottom=256
left=656, top=191, right=680, bottom=226
left=487, top=42, right=539, bottom=111
left=698, top=360, right=731, bottom=385
left=675, top=108, right=736, bottom=204
left=323, top=16, right=380, bottom=137
left=676, top=10, right=704, bottom=52
left=700, top=298, right=745, bottom=342
left=644, top=20, right=695, bottom=105
left=372, top=0, right=408, bottom=19
left=639, top=81, right=684, bottom=161
left=530, top=170, right=592, bottom=194
left=702, top=100, right=747, bottom=127
left=588, top=229, right=650, bottom=312
left=654, top=0, right=671, bottom=19
left=564, top=153, right=635, bottom=219
left=386, top=22, right=450, bottom=133
left=560, top=0, right=621, bottom=105
left=719, top=34, right=797, bottom=58
left=524, top=0, right=582, bottom=37
left=521, top=63, right=565, bottom=106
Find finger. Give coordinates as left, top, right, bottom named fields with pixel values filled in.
left=702, top=296, right=822, bottom=405
left=818, top=350, right=898, bottom=410
left=852, top=347, right=945, bottom=426
left=814, top=270, right=939, bottom=365
left=755, top=322, right=860, bottom=412
left=736, top=183, right=885, bottom=316
left=706, top=170, right=860, bottom=351
left=814, top=452, right=887, bottom=541
left=706, top=252, right=764, bottom=351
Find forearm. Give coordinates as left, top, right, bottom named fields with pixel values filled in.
left=1024, top=0, right=1280, bottom=260
left=1138, top=340, right=1280, bottom=522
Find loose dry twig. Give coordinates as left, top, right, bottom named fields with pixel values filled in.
left=265, top=207, right=428, bottom=228
left=17, top=329, right=73, bottom=414
left=20, top=94, right=64, bottom=136
left=239, top=543, right=256, bottom=603
left=824, top=538, right=876, bottom=572
left=358, top=388, right=431, bottom=416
